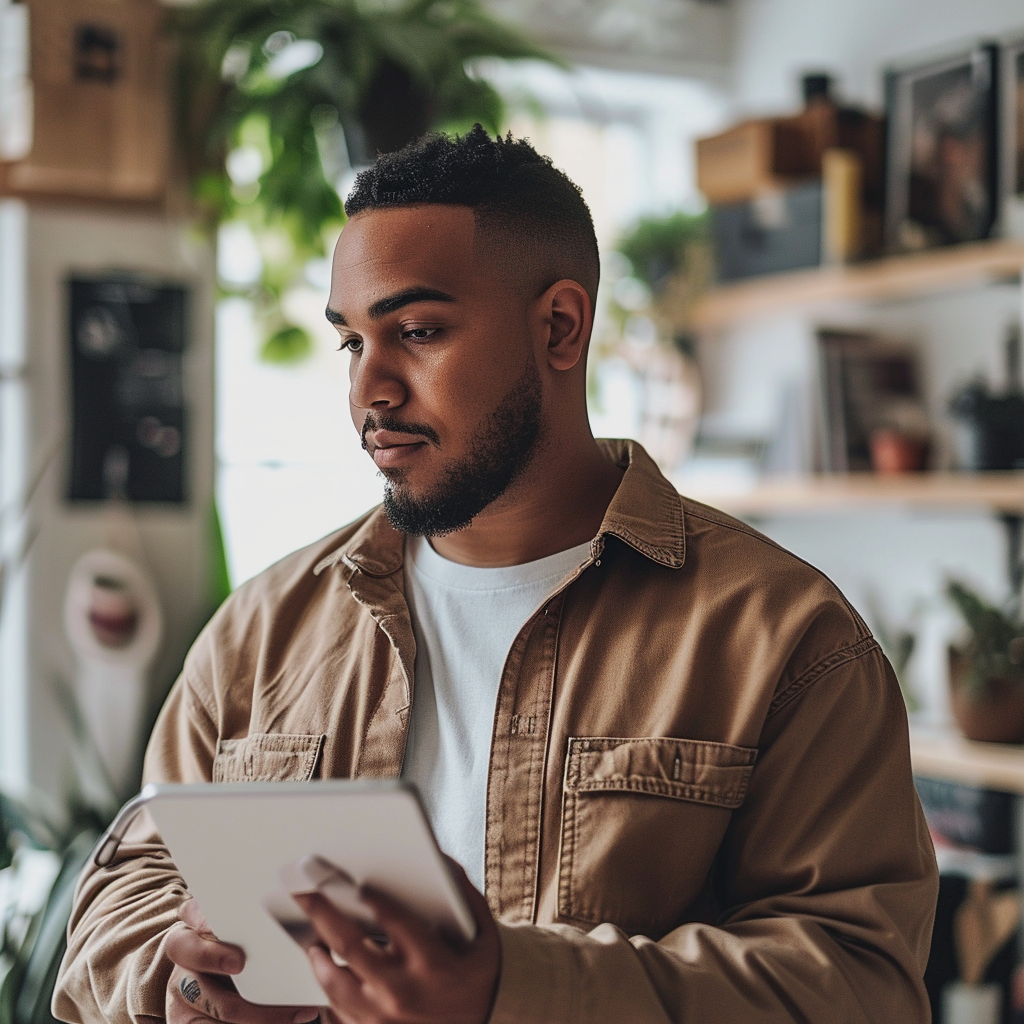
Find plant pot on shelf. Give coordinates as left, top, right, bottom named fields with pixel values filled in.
left=949, top=648, right=1024, bottom=744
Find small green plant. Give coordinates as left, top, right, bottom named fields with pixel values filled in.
left=614, top=211, right=710, bottom=296
left=606, top=211, right=712, bottom=349
left=946, top=579, right=1024, bottom=697
left=865, top=593, right=919, bottom=711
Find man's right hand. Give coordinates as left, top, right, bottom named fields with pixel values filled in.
left=165, top=898, right=320, bottom=1024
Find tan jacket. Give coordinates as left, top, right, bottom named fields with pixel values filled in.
left=54, top=440, right=938, bottom=1024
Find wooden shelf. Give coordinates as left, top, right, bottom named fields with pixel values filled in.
left=677, top=472, right=1024, bottom=516
left=692, top=239, right=1024, bottom=331
left=911, top=727, right=1024, bottom=794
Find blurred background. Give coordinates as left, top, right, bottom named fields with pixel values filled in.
left=3, top=0, right=1024, bottom=1021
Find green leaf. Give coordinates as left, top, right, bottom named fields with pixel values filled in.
left=208, top=502, right=233, bottom=610
left=946, top=578, right=1024, bottom=695
left=615, top=212, right=711, bottom=294
left=12, top=834, right=97, bottom=1024
left=169, top=0, right=563, bottom=364
left=260, top=324, right=315, bottom=363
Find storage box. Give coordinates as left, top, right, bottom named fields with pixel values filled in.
left=696, top=119, right=812, bottom=205
left=711, top=180, right=823, bottom=282
left=0, top=0, right=171, bottom=203
left=697, top=106, right=885, bottom=213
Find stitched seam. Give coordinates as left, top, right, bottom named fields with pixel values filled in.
left=558, top=745, right=579, bottom=919
left=524, top=602, right=562, bottom=921
left=606, top=508, right=684, bottom=567
left=768, top=636, right=881, bottom=717
left=573, top=735, right=757, bottom=763
left=683, top=504, right=871, bottom=638
left=566, top=781, right=580, bottom=918
left=212, top=733, right=324, bottom=782
left=574, top=777, right=750, bottom=808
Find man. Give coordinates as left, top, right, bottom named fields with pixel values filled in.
left=55, top=126, right=937, bottom=1024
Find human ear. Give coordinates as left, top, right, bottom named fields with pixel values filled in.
left=535, top=280, right=592, bottom=371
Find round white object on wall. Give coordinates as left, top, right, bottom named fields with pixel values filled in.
left=63, top=548, right=163, bottom=801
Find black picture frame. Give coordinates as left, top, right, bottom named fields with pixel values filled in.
left=67, top=275, right=190, bottom=504
left=1001, top=35, right=1024, bottom=237
left=885, top=43, right=1000, bottom=251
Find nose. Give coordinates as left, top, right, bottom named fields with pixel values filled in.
left=348, top=340, right=407, bottom=412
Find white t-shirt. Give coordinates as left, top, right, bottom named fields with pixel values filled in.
left=401, top=535, right=592, bottom=890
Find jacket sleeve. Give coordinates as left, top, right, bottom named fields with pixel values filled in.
left=52, top=669, right=219, bottom=1024
left=488, top=646, right=939, bottom=1024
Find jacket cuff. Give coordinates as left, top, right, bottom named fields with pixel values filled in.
left=489, top=922, right=576, bottom=1024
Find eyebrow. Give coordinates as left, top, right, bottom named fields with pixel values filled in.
left=325, top=286, right=457, bottom=328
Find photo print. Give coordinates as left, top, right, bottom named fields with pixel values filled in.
left=886, top=44, right=999, bottom=250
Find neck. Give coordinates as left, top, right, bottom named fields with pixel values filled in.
left=427, top=432, right=624, bottom=568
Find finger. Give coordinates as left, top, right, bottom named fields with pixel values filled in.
left=292, top=893, right=392, bottom=979
left=306, top=946, right=376, bottom=1022
left=165, top=921, right=245, bottom=975
left=357, top=886, right=438, bottom=962
left=179, top=898, right=215, bottom=936
left=445, top=859, right=498, bottom=941
left=169, top=967, right=319, bottom=1024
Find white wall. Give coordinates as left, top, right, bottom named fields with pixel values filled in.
left=0, top=203, right=215, bottom=799
left=732, top=0, right=1024, bottom=113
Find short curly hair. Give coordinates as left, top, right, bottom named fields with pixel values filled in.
left=344, top=125, right=600, bottom=302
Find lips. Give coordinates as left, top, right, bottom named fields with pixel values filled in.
left=365, top=430, right=431, bottom=469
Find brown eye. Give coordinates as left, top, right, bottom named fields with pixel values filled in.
left=404, top=328, right=438, bottom=341
left=339, top=337, right=363, bottom=354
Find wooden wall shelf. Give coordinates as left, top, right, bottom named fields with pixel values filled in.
left=677, top=472, right=1024, bottom=517
left=911, top=727, right=1024, bottom=794
left=691, top=239, right=1024, bottom=331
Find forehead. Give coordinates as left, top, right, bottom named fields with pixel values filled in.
left=330, top=205, right=481, bottom=308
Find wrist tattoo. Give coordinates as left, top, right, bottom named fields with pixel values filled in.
left=179, top=976, right=201, bottom=1005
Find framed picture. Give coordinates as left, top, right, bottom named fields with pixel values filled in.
left=1001, top=36, right=1024, bottom=239
left=68, top=276, right=189, bottom=504
left=885, top=44, right=999, bottom=251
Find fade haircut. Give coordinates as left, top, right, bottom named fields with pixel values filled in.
left=344, top=125, right=600, bottom=304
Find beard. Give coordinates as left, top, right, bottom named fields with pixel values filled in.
left=376, top=360, right=544, bottom=537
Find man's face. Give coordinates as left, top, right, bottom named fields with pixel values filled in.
left=328, top=205, right=545, bottom=536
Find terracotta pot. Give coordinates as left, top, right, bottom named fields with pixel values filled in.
left=869, top=429, right=928, bottom=474
left=949, top=649, right=1024, bottom=744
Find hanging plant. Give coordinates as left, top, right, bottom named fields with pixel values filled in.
left=169, top=0, right=560, bottom=362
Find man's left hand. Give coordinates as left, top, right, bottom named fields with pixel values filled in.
left=293, top=861, right=500, bottom=1024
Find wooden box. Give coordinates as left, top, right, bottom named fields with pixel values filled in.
left=697, top=108, right=885, bottom=208
left=0, top=0, right=171, bottom=204
left=696, top=118, right=812, bottom=205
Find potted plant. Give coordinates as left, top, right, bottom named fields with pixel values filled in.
left=169, top=0, right=558, bottom=361
left=600, top=211, right=711, bottom=472
left=946, top=579, right=1024, bottom=743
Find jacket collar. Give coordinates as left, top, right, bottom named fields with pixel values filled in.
left=313, top=438, right=686, bottom=577
left=594, top=439, right=686, bottom=568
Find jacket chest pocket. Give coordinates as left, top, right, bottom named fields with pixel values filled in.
left=212, top=733, right=326, bottom=783
left=558, top=736, right=757, bottom=936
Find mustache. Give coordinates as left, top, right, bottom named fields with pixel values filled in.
left=360, top=414, right=441, bottom=450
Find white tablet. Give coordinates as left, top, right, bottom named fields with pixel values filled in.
left=115, top=780, right=476, bottom=1006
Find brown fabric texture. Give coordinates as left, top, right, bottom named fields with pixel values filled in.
left=53, top=440, right=938, bottom=1024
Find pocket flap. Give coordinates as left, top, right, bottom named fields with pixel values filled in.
left=565, top=736, right=757, bottom=809
left=213, top=732, right=325, bottom=783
